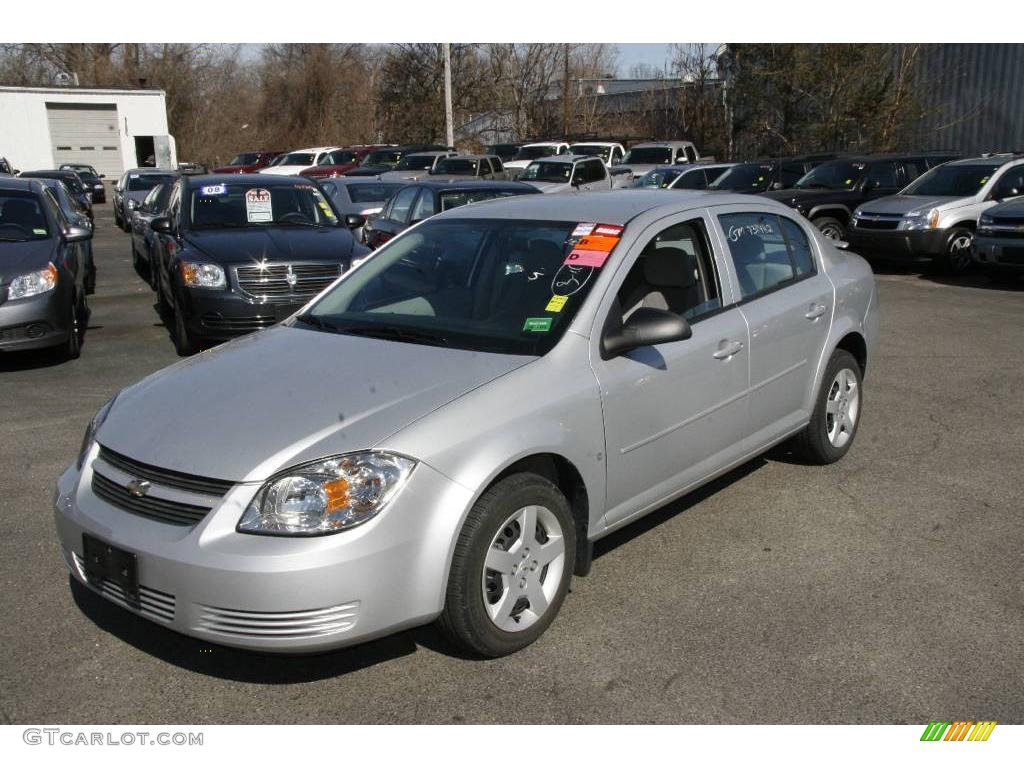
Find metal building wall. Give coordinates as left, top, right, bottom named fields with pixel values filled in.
left=910, top=44, right=1024, bottom=154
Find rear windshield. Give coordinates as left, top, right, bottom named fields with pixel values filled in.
left=625, top=147, right=673, bottom=165
left=0, top=190, right=50, bottom=241
left=322, top=182, right=402, bottom=205
left=321, top=150, right=358, bottom=165
left=635, top=168, right=683, bottom=188
left=570, top=145, right=612, bottom=162
left=520, top=161, right=572, bottom=183
left=902, top=163, right=1001, bottom=197
left=126, top=174, right=176, bottom=192
left=189, top=182, right=339, bottom=229
left=395, top=154, right=438, bottom=171
left=514, top=145, right=561, bottom=161
left=228, top=153, right=259, bottom=166
left=363, top=150, right=404, bottom=167
left=709, top=163, right=774, bottom=192
left=432, top=158, right=480, bottom=175
left=439, top=188, right=533, bottom=211
left=795, top=161, right=867, bottom=190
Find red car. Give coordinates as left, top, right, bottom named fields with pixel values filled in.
left=300, top=145, right=392, bottom=179
left=211, top=151, right=283, bottom=174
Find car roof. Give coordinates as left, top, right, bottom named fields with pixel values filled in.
left=522, top=141, right=566, bottom=148
left=283, top=146, right=338, bottom=154
left=569, top=141, right=621, bottom=146
left=946, top=154, right=1024, bottom=166
left=528, top=154, right=594, bottom=164
left=185, top=173, right=322, bottom=186
left=19, top=169, right=78, bottom=177
left=407, top=180, right=539, bottom=192
left=437, top=188, right=777, bottom=224
left=649, top=163, right=734, bottom=172
left=318, top=176, right=404, bottom=186
left=0, top=176, right=45, bottom=192
left=630, top=141, right=693, bottom=148
left=439, top=154, right=493, bottom=161
left=124, top=167, right=177, bottom=175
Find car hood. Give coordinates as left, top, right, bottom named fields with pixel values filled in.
left=621, top=163, right=662, bottom=177
left=184, top=227, right=355, bottom=265
left=0, top=238, right=55, bottom=285
left=211, top=166, right=252, bottom=174
left=856, top=195, right=964, bottom=215
left=378, top=170, right=430, bottom=181
left=260, top=165, right=311, bottom=176
left=762, top=188, right=847, bottom=206
left=423, top=174, right=478, bottom=182
left=524, top=181, right=573, bottom=194
left=96, top=325, right=535, bottom=482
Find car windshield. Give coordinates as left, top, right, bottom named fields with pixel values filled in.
left=795, top=161, right=867, bottom=190
left=902, top=162, right=1002, bottom=197
left=624, top=147, right=673, bottom=164
left=23, top=173, right=85, bottom=194
left=275, top=152, right=316, bottom=167
left=61, top=164, right=98, bottom=176
left=189, top=182, right=339, bottom=229
left=709, top=163, right=774, bottom=192
left=514, top=146, right=560, bottom=161
left=570, top=145, right=612, bottom=162
left=321, top=151, right=358, bottom=166
left=520, top=161, right=572, bottom=183
left=126, top=173, right=176, bottom=192
left=395, top=154, right=438, bottom=171
left=438, top=189, right=532, bottom=211
left=486, top=144, right=519, bottom=158
left=432, top=158, right=479, bottom=175
left=363, top=150, right=403, bottom=167
left=228, top=153, right=259, bottom=166
left=0, top=190, right=50, bottom=241
left=635, top=168, right=683, bottom=188
left=299, top=218, right=601, bottom=355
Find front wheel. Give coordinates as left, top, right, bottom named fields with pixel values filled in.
left=438, top=473, right=575, bottom=657
left=172, top=300, right=199, bottom=356
left=812, top=216, right=846, bottom=242
left=792, top=349, right=862, bottom=464
left=937, top=227, right=974, bottom=274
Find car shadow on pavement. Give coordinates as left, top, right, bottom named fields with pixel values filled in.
left=869, top=260, right=1024, bottom=291
left=0, top=348, right=68, bottom=371
left=592, top=457, right=768, bottom=562
left=69, top=577, right=418, bottom=682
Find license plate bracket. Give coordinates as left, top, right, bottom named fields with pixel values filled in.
left=82, top=533, right=140, bottom=606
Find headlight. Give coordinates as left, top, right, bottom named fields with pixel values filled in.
left=77, top=395, right=117, bottom=469
left=979, top=213, right=995, bottom=228
left=238, top=452, right=416, bottom=536
left=899, top=208, right=940, bottom=230
left=127, top=199, right=139, bottom=210
left=179, top=261, right=226, bottom=289
left=7, top=263, right=57, bottom=300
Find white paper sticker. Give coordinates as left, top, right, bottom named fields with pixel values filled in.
left=571, top=222, right=596, bottom=237
left=245, top=188, right=272, bottom=223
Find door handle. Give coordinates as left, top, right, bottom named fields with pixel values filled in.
left=805, top=303, right=828, bottom=320
left=713, top=340, right=744, bottom=359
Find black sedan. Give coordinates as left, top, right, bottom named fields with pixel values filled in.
left=150, top=174, right=368, bottom=355
left=361, top=180, right=541, bottom=249
left=59, top=163, right=107, bottom=204
left=18, top=170, right=94, bottom=221
left=129, top=182, right=174, bottom=289
left=0, top=177, right=91, bottom=360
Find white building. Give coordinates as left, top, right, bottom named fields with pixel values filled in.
left=0, top=85, right=177, bottom=178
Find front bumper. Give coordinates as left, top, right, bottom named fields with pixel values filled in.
left=973, top=235, right=1024, bottom=271
left=0, top=288, right=71, bottom=352
left=54, top=446, right=474, bottom=652
left=847, top=226, right=948, bottom=259
left=178, top=288, right=305, bottom=342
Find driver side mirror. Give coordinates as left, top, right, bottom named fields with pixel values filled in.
left=770, top=181, right=784, bottom=190
left=151, top=216, right=173, bottom=234
left=601, top=307, right=692, bottom=360
left=64, top=224, right=92, bottom=242
left=344, top=214, right=366, bottom=230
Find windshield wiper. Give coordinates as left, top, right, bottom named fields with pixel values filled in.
left=337, top=324, right=451, bottom=348
left=293, top=313, right=338, bottom=332
left=273, top=220, right=321, bottom=228
left=798, top=183, right=832, bottom=189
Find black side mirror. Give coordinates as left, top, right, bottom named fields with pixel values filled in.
left=344, top=214, right=366, bottom=230
left=64, top=224, right=92, bottom=242
left=601, top=307, right=692, bottom=360
left=151, top=216, right=173, bottom=234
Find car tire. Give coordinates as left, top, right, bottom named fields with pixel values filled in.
left=936, top=227, right=974, bottom=274
left=812, top=216, right=846, bottom=241
left=792, top=349, right=862, bottom=464
left=55, top=293, right=84, bottom=362
left=438, top=472, right=576, bottom=658
left=172, top=300, right=199, bottom=356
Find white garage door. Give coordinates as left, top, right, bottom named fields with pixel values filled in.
left=46, top=103, right=123, bottom=177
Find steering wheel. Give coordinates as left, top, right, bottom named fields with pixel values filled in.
left=279, top=211, right=313, bottom=225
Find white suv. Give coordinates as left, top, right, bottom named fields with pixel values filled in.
left=848, top=154, right=1024, bottom=273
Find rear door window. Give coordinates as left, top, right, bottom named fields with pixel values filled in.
left=388, top=186, right=420, bottom=224
left=718, top=213, right=797, bottom=299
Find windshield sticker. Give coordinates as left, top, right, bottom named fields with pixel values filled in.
left=572, top=222, right=596, bottom=237
left=565, top=248, right=610, bottom=268
left=33, top=228, right=47, bottom=235
left=523, top=317, right=553, bottom=332
left=574, top=234, right=619, bottom=252
left=245, top=188, right=273, bottom=223
left=551, top=264, right=594, bottom=296
left=593, top=223, right=623, bottom=237
left=979, top=176, right=990, bottom=185
left=845, top=178, right=853, bottom=185
left=546, top=295, right=568, bottom=313
left=201, top=184, right=226, bottom=196
left=727, top=221, right=775, bottom=242
left=129, top=174, right=140, bottom=179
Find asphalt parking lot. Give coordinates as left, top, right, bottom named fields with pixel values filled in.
left=1, top=202, right=1022, bottom=725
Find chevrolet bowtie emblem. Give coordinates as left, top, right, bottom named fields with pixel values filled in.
left=126, top=479, right=151, bottom=498
left=285, top=265, right=297, bottom=287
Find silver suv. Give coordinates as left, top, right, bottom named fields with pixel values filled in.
left=848, top=154, right=1024, bottom=273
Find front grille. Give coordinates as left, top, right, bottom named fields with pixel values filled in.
left=72, top=552, right=175, bottom=622
left=98, top=445, right=234, bottom=496
left=854, top=216, right=900, bottom=231
left=235, top=263, right=341, bottom=303
left=92, top=471, right=211, bottom=526
left=200, top=313, right=277, bottom=333
left=195, top=601, right=360, bottom=639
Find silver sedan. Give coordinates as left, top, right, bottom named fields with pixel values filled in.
left=54, top=191, right=878, bottom=657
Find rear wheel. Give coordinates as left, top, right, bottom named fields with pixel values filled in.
left=793, top=349, right=862, bottom=464
left=438, top=473, right=575, bottom=657
left=812, top=216, right=846, bottom=241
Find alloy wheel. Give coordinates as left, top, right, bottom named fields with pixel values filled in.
left=825, top=368, right=859, bottom=448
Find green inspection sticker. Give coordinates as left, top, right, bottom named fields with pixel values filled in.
left=523, top=317, right=552, bottom=332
